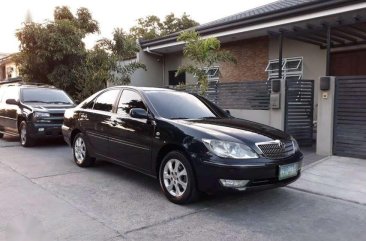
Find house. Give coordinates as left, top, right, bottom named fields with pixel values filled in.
left=0, top=53, right=20, bottom=82
left=127, top=0, right=366, bottom=159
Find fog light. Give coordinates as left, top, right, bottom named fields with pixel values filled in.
left=220, top=179, right=249, bottom=189
left=38, top=128, right=45, bottom=132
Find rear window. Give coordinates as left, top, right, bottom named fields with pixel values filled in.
left=21, top=88, right=73, bottom=104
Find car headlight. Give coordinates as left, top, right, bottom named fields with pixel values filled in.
left=202, top=139, right=258, bottom=159
left=33, top=112, right=50, bottom=119
left=291, top=136, right=300, bottom=152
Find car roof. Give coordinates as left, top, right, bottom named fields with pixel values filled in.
left=110, top=85, right=177, bottom=92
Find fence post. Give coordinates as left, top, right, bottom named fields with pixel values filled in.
left=269, top=78, right=286, bottom=130
left=316, top=76, right=335, bottom=156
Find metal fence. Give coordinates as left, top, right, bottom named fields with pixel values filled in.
left=171, top=81, right=271, bottom=110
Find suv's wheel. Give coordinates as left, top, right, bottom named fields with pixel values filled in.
left=159, top=151, right=199, bottom=204
left=73, top=133, right=95, bottom=167
left=19, top=121, right=35, bottom=147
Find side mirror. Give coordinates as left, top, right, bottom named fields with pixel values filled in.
left=129, top=108, right=148, bottom=119
left=6, top=99, right=18, bottom=105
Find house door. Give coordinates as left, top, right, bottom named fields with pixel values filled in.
left=333, top=76, right=366, bottom=159
left=330, top=49, right=366, bottom=76
left=284, top=77, right=314, bottom=146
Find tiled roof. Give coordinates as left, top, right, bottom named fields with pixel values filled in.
left=197, top=0, right=319, bottom=30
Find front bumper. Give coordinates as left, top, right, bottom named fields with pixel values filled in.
left=28, top=123, right=63, bottom=139
left=61, top=125, right=72, bottom=146
left=193, top=151, right=303, bottom=193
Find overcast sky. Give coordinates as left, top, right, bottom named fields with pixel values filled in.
left=1, top=0, right=275, bottom=53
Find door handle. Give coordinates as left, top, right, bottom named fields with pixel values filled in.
left=110, top=117, right=124, bottom=126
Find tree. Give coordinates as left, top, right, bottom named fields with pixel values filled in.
left=16, top=6, right=98, bottom=99
left=96, top=28, right=146, bottom=85
left=16, top=7, right=144, bottom=101
left=176, top=30, right=237, bottom=94
left=130, top=13, right=198, bottom=40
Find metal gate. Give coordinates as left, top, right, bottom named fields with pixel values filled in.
left=285, top=78, right=314, bottom=146
left=333, top=76, right=366, bottom=159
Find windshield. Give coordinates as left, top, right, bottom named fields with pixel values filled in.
left=21, top=88, right=73, bottom=104
left=145, top=91, right=222, bottom=119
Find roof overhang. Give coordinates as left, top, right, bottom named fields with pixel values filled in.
left=142, top=1, right=366, bottom=54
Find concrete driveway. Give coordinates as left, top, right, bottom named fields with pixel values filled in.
left=0, top=136, right=365, bottom=241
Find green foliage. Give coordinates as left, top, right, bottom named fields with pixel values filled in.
left=176, top=30, right=236, bottom=94
left=96, top=28, right=146, bottom=86
left=130, top=13, right=198, bottom=40
left=16, top=6, right=143, bottom=102
left=16, top=6, right=98, bottom=100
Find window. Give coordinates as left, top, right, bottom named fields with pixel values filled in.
left=282, top=57, right=302, bottom=71
left=93, top=89, right=120, bottom=112
left=117, top=90, right=146, bottom=116
left=266, top=57, right=303, bottom=80
left=265, top=59, right=283, bottom=73
left=21, top=88, right=73, bottom=104
left=2, top=86, right=19, bottom=102
left=145, top=91, right=217, bottom=119
left=168, top=70, right=185, bottom=86
left=205, top=66, right=219, bottom=80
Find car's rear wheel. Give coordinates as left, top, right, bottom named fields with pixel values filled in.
left=73, top=133, right=95, bottom=167
left=159, top=151, right=199, bottom=204
left=19, top=121, right=35, bottom=147
left=0, top=132, right=3, bottom=138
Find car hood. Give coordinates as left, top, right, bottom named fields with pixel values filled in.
left=25, top=103, right=75, bottom=113
left=176, top=118, right=290, bottom=144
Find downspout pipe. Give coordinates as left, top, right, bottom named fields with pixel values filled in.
left=146, top=47, right=165, bottom=87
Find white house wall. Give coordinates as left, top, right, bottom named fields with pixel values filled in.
left=164, top=52, right=196, bottom=86
left=269, top=37, right=327, bottom=123
left=129, top=52, right=164, bottom=87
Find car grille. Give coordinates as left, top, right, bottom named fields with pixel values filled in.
left=256, top=140, right=294, bottom=159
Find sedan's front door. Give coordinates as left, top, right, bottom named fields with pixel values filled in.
left=81, top=89, right=120, bottom=157
left=108, top=89, right=154, bottom=172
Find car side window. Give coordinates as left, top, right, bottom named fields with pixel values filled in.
left=92, top=89, right=120, bottom=112
left=3, top=86, right=19, bottom=102
left=117, top=90, right=146, bottom=116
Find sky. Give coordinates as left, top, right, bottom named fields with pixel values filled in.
left=0, top=0, right=275, bottom=54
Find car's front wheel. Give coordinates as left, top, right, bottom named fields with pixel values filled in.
left=19, top=121, right=35, bottom=147
left=73, top=133, right=95, bottom=167
left=159, top=151, right=199, bottom=204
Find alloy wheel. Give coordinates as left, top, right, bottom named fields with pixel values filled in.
left=20, top=125, right=27, bottom=145
left=74, top=137, right=86, bottom=164
left=163, top=158, right=188, bottom=197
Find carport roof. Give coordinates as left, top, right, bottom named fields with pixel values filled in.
left=140, top=0, right=363, bottom=49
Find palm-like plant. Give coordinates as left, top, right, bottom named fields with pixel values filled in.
left=177, top=30, right=236, bottom=94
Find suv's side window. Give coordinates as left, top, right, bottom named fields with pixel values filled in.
left=117, top=89, right=146, bottom=116
left=3, top=86, right=19, bottom=103
left=92, top=89, right=120, bottom=112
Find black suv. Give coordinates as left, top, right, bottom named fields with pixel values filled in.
left=0, top=83, right=75, bottom=146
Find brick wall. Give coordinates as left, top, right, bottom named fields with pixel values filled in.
left=219, top=37, right=269, bottom=82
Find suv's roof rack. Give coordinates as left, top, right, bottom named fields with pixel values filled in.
left=0, top=79, right=55, bottom=88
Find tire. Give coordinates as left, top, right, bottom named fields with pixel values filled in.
left=19, top=121, right=35, bottom=147
left=159, top=151, right=200, bottom=204
left=73, top=133, right=95, bottom=167
left=0, top=132, right=3, bottom=138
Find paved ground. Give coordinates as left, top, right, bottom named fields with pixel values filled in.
left=0, top=135, right=365, bottom=241
left=291, top=156, right=366, bottom=205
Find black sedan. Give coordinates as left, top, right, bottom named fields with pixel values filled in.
left=62, top=86, right=302, bottom=204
